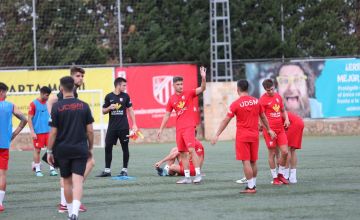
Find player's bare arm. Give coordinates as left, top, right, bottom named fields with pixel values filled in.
left=102, top=104, right=117, bottom=114
left=154, top=148, right=179, bottom=168
left=157, top=111, right=171, bottom=140
left=211, top=116, right=232, bottom=145
left=260, top=113, right=277, bottom=139
left=11, top=105, right=27, bottom=141
left=46, top=127, right=57, bottom=166
left=282, top=109, right=290, bottom=128
left=195, top=66, right=207, bottom=95
left=27, top=111, right=37, bottom=140
left=86, top=123, right=94, bottom=158
left=47, top=95, right=58, bottom=114
left=127, top=107, right=138, bottom=131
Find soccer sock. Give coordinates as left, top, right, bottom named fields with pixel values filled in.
left=105, top=143, right=113, bottom=169
left=164, top=165, right=170, bottom=175
left=121, top=141, right=129, bottom=168
left=49, top=165, right=55, bottom=171
left=60, top=188, right=66, bottom=206
left=284, top=168, right=290, bottom=179
left=290, top=169, right=297, bottom=179
left=0, top=190, right=5, bottom=205
left=195, top=167, right=201, bottom=176
left=67, top=203, right=73, bottom=217
left=164, top=165, right=170, bottom=172
left=253, top=177, right=257, bottom=186
left=122, top=168, right=128, bottom=172
left=184, top=169, right=190, bottom=178
left=104, top=168, right=111, bottom=173
left=270, top=169, right=278, bottom=179
left=35, top=163, right=41, bottom=172
left=278, top=165, right=286, bottom=175
left=72, top=200, right=81, bottom=217
left=247, top=178, right=255, bottom=189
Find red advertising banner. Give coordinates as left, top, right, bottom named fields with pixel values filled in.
left=115, top=64, right=200, bottom=128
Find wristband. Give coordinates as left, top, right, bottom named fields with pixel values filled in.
left=46, top=149, right=53, bottom=154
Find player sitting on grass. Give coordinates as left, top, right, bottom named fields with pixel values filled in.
left=154, top=139, right=204, bottom=177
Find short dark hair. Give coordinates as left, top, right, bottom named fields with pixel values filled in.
left=173, top=76, right=183, bottom=83
left=70, top=66, right=85, bottom=75
left=237, top=79, right=249, bottom=92
left=60, top=76, right=75, bottom=92
left=114, top=77, right=127, bottom=87
left=262, top=79, right=274, bottom=89
left=40, top=86, right=52, bottom=95
left=0, top=82, right=8, bottom=91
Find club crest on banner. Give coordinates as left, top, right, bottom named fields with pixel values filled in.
left=153, top=76, right=175, bottom=105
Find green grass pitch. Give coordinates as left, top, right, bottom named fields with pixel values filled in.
left=1, top=136, right=360, bottom=220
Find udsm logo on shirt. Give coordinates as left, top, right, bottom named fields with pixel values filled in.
left=153, top=76, right=175, bottom=106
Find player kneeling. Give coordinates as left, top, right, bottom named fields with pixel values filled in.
left=154, top=139, right=204, bottom=177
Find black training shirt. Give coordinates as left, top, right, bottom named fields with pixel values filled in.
left=50, top=98, right=94, bottom=159
left=103, top=92, right=132, bottom=131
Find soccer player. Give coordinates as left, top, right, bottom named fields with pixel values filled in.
left=28, top=86, right=58, bottom=177
left=0, top=82, right=28, bottom=212
left=211, top=79, right=276, bottom=193
left=47, top=67, right=92, bottom=213
left=285, top=111, right=304, bottom=183
left=96, top=77, right=137, bottom=177
left=154, top=139, right=205, bottom=177
left=260, top=79, right=290, bottom=185
left=157, top=66, right=207, bottom=184
left=47, top=76, right=94, bottom=220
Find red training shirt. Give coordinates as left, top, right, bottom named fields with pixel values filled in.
left=227, top=95, right=262, bottom=142
left=166, top=89, right=197, bottom=130
left=259, top=93, right=284, bottom=129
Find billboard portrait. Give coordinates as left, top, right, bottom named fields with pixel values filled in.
left=246, top=61, right=325, bottom=118
left=246, top=59, right=360, bottom=118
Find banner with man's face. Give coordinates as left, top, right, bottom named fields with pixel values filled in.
left=245, top=58, right=360, bottom=118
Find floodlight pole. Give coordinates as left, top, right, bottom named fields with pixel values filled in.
left=32, top=0, right=37, bottom=70
left=117, top=0, right=123, bottom=67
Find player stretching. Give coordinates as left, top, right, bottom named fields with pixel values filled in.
left=211, top=80, right=275, bottom=193
left=0, top=82, right=27, bottom=212
left=157, top=66, right=206, bottom=184
left=96, top=77, right=137, bottom=177
left=28, top=86, right=58, bottom=177
left=154, top=139, right=205, bottom=177
left=285, top=111, right=304, bottom=183
left=47, top=76, right=94, bottom=220
left=47, top=67, right=93, bottom=213
left=260, top=79, right=290, bottom=185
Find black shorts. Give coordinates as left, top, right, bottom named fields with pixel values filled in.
left=57, top=157, right=87, bottom=178
left=105, top=129, right=129, bottom=145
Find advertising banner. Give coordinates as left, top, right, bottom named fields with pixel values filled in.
left=0, top=68, right=114, bottom=125
left=245, top=59, right=360, bottom=118
left=115, top=64, right=200, bottom=128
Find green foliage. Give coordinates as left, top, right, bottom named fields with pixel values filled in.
left=0, top=0, right=359, bottom=67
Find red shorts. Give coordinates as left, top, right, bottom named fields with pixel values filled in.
left=179, top=161, right=196, bottom=176
left=33, top=133, right=49, bottom=149
left=263, top=128, right=288, bottom=149
left=286, top=121, right=304, bottom=149
left=0, top=149, right=10, bottom=170
left=176, top=127, right=196, bottom=152
left=235, top=139, right=259, bottom=161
